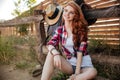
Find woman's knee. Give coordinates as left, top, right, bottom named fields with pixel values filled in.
left=86, top=67, right=97, bottom=79
left=91, top=68, right=97, bottom=76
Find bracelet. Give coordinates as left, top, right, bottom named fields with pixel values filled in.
left=50, top=48, right=56, bottom=55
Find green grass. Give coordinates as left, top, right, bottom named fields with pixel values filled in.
left=52, top=71, right=69, bottom=80
left=15, top=61, right=29, bottom=69
left=88, top=39, right=120, bottom=56
left=0, top=35, right=38, bottom=66
left=0, top=36, right=16, bottom=64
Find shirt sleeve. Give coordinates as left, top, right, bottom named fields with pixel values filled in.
left=77, top=42, right=88, bottom=55
left=47, top=26, right=62, bottom=47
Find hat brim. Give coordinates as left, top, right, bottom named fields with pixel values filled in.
left=45, top=6, right=63, bottom=26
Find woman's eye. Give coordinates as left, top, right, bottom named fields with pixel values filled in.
left=69, top=12, right=75, bottom=14
left=63, top=8, right=75, bottom=15
left=64, top=9, right=67, bottom=12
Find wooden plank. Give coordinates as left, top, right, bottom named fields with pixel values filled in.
left=89, top=26, right=120, bottom=31
left=88, top=30, right=119, bottom=35
left=85, top=0, right=96, bottom=3
left=89, top=30, right=119, bottom=33
left=97, top=17, right=119, bottom=20
left=89, top=23, right=120, bottom=27
left=87, top=0, right=108, bottom=5
left=88, top=32, right=120, bottom=35
left=88, top=38, right=120, bottom=43
left=89, top=0, right=116, bottom=6
left=90, top=29, right=120, bottom=32
left=91, top=0, right=118, bottom=8
left=88, top=34, right=120, bottom=38
left=95, top=18, right=119, bottom=24
left=87, top=0, right=101, bottom=5
left=88, top=33, right=120, bottom=37
left=95, top=3, right=119, bottom=9
left=88, top=39, right=120, bottom=45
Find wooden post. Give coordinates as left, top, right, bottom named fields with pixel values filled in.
left=34, top=16, right=46, bottom=66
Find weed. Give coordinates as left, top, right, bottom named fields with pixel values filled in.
left=0, top=36, right=16, bottom=64
left=52, top=71, right=69, bottom=80
left=15, top=61, right=29, bottom=69
left=88, top=39, right=120, bottom=56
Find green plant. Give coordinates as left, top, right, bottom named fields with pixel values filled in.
left=15, top=61, right=29, bottom=69
left=52, top=71, right=68, bottom=80
left=13, top=36, right=28, bottom=45
left=93, top=60, right=120, bottom=80
left=28, top=46, right=37, bottom=61
left=17, top=24, right=29, bottom=36
left=0, top=36, right=16, bottom=64
left=88, top=39, right=116, bottom=55
left=88, top=39, right=104, bottom=53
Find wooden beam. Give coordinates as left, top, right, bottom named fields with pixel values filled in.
left=0, top=15, right=43, bottom=27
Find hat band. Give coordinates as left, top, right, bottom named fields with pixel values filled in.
left=48, top=8, right=59, bottom=19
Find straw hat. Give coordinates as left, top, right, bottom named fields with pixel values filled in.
left=45, top=4, right=63, bottom=25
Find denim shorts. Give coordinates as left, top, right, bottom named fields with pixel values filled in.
left=72, top=65, right=76, bottom=74
left=72, top=65, right=93, bottom=74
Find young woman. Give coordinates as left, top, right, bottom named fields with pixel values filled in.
left=41, top=1, right=97, bottom=80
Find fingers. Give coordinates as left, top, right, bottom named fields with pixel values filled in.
left=54, top=55, right=62, bottom=69
left=56, top=59, right=61, bottom=69
left=69, top=74, right=76, bottom=80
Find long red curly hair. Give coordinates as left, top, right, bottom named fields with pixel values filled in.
left=63, top=1, right=88, bottom=50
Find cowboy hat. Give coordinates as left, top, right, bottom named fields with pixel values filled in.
left=45, top=4, right=63, bottom=25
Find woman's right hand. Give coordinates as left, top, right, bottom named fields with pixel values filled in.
left=53, top=55, right=62, bottom=70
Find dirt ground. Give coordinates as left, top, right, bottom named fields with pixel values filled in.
left=0, top=65, right=41, bottom=80
left=0, top=65, right=110, bottom=80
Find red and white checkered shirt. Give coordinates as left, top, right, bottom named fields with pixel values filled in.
left=47, top=26, right=88, bottom=59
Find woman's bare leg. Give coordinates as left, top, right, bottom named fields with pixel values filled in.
left=75, top=67, right=97, bottom=80
left=60, top=56, right=73, bottom=74
left=41, top=52, right=54, bottom=80
left=41, top=52, right=73, bottom=80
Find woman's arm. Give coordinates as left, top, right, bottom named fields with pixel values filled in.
left=47, top=26, right=62, bottom=47
left=75, top=41, right=87, bottom=74
left=47, top=45, right=60, bottom=55
left=75, top=52, right=82, bottom=75
left=69, top=52, right=82, bottom=80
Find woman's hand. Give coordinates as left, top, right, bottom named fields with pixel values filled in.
left=69, top=74, right=77, bottom=80
left=67, top=74, right=77, bottom=80
left=53, top=55, right=62, bottom=69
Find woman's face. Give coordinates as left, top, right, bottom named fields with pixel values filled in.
left=63, top=5, right=75, bottom=21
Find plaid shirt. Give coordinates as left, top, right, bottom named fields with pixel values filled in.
left=47, top=26, right=88, bottom=59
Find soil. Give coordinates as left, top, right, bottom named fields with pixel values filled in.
left=0, top=65, right=41, bottom=80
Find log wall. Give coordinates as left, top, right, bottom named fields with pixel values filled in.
left=85, top=0, right=120, bottom=46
